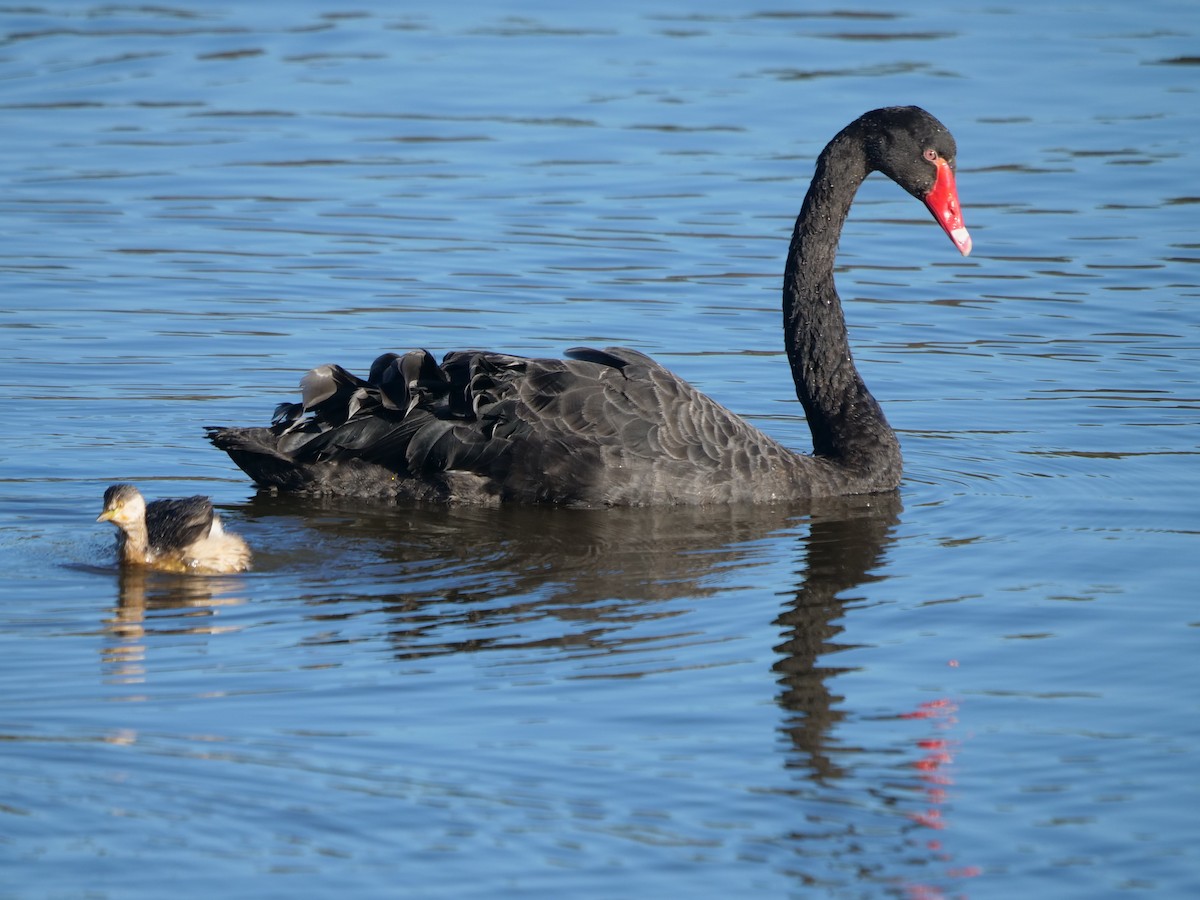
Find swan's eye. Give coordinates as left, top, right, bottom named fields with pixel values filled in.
left=923, top=148, right=939, bottom=163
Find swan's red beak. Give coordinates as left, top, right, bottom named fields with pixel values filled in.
left=924, top=159, right=972, bottom=256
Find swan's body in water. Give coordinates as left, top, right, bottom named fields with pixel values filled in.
left=208, top=106, right=971, bottom=507
left=97, top=484, right=252, bottom=573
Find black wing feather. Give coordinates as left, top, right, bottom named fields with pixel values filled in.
left=206, top=342, right=804, bottom=504
left=145, top=497, right=214, bottom=552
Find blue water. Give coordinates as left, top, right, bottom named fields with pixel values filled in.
left=2, top=3, right=1198, bottom=898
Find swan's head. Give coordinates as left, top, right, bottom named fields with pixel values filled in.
left=859, top=106, right=972, bottom=256
left=97, top=483, right=147, bottom=530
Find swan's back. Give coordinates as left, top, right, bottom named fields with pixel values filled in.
left=208, top=347, right=814, bottom=507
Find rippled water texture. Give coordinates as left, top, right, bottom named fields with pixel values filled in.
left=1, top=3, right=1198, bottom=898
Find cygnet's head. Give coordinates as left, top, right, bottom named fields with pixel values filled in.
left=97, top=483, right=147, bottom=530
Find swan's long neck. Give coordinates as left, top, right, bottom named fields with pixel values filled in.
left=782, top=128, right=901, bottom=486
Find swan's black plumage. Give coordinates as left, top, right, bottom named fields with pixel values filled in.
left=207, top=106, right=971, bottom=507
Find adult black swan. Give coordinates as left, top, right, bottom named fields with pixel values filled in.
left=207, top=106, right=971, bottom=506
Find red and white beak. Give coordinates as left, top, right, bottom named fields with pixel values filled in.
left=924, top=158, right=972, bottom=256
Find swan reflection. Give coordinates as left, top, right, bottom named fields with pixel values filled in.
left=100, top=490, right=910, bottom=783
left=242, top=490, right=902, bottom=767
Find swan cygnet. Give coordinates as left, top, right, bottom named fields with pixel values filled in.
left=97, top=483, right=251, bottom=574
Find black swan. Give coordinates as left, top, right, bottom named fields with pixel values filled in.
left=207, top=106, right=971, bottom=507
left=98, top=484, right=252, bottom=573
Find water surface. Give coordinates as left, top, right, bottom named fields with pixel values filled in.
left=1, top=3, right=1198, bottom=898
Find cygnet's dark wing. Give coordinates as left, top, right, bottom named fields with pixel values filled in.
left=144, top=496, right=214, bottom=552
